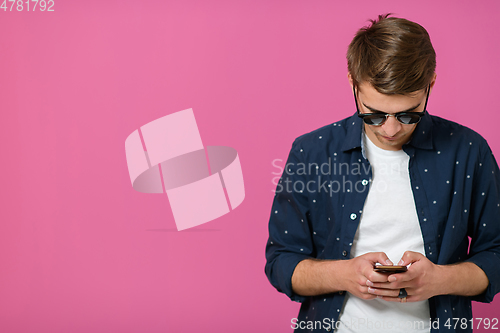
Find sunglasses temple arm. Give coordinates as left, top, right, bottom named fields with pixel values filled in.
left=423, top=84, right=431, bottom=113
left=353, top=85, right=362, bottom=115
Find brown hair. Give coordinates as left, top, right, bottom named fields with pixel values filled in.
left=347, top=13, right=436, bottom=95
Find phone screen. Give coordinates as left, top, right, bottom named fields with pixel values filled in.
left=373, top=265, right=408, bottom=273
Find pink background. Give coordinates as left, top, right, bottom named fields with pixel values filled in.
left=1, top=1, right=499, bottom=332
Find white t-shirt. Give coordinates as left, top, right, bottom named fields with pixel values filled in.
left=336, top=134, right=430, bottom=333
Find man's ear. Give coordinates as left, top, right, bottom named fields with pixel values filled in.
left=347, top=72, right=354, bottom=89
left=429, top=72, right=437, bottom=93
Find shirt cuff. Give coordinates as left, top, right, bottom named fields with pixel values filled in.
left=465, top=251, right=500, bottom=303
left=270, top=253, right=311, bottom=303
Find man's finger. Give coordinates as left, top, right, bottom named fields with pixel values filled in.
left=365, top=252, right=393, bottom=266
left=398, top=251, right=423, bottom=266
left=378, top=295, right=416, bottom=303
left=367, top=286, right=400, bottom=297
left=387, top=271, right=415, bottom=283
left=367, top=272, right=399, bottom=284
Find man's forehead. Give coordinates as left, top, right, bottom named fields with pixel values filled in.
left=357, top=82, right=424, bottom=98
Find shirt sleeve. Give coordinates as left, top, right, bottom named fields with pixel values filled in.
left=465, top=141, right=500, bottom=303
left=265, top=139, right=316, bottom=303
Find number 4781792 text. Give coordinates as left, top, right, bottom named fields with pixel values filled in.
left=1, top=0, right=54, bottom=11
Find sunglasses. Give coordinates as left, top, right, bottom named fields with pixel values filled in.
left=354, top=85, right=430, bottom=126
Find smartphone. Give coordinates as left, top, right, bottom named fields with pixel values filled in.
left=373, top=265, right=407, bottom=273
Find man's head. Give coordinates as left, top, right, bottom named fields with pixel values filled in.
left=347, top=14, right=437, bottom=150
left=347, top=13, right=436, bottom=94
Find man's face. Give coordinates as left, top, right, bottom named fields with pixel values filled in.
left=355, top=82, right=429, bottom=151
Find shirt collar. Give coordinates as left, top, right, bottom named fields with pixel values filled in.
left=407, top=111, right=433, bottom=150
left=341, top=113, right=364, bottom=152
left=340, top=111, right=434, bottom=152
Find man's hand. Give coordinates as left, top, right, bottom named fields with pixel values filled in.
left=291, top=252, right=394, bottom=297
left=342, top=252, right=396, bottom=300
left=365, top=251, right=441, bottom=302
left=367, top=251, right=489, bottom=302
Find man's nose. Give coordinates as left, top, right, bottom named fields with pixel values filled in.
left=382, top=115, right=402, bottom=137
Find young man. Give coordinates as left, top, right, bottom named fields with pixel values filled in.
left=265, top=14, right=500, bottom=332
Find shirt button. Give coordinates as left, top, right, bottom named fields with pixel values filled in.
left=350, top=213, right=357, bottom=220
left=362, top=179, right=369, bottom=186
left=342, top=250, right=347, bottom=257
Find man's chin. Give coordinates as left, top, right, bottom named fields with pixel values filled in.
left=381, top=137, right=400, bottom=144
left=375, top=135, right=405, bottom=149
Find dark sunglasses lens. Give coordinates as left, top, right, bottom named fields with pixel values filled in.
left=363, top=115, right=386, bottom=126
left=396, top=114, right=421, bottom=124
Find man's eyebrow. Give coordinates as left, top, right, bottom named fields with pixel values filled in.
left=362, top=102, right=422, bottom=114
